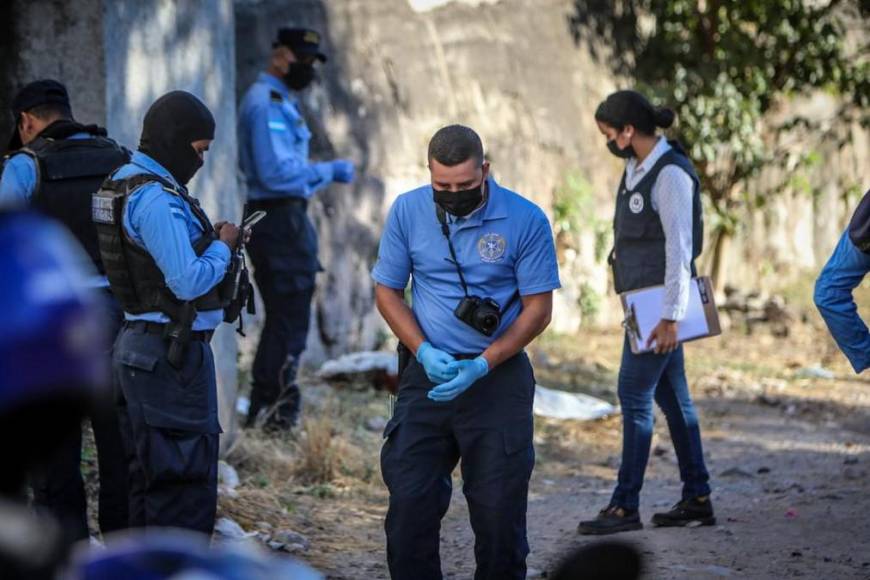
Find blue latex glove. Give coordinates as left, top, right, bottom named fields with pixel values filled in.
left=416, top=341, right=459, bottom=384
left=331, top=159, right=355, bottom=183
left=427, top=356, right=489, bottom=402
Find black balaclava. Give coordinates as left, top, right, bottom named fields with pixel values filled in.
left=138, top=91, right=215, bottom=186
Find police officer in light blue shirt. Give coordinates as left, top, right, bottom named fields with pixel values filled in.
left=95, top=91, right=241, bottom=535
left=373, top=125, right=560, bottom=580
left=238, top=27, right=355, bottom=430
left=1, top=79, right=131, bottom=544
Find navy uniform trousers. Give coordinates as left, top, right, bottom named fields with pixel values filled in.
left=113, top=323, right=221, bottom=534
left=246, top=200, right=319, bottom=422
left=30, top=288, right=129, bottom=543
left=381, top=352, right=536, bottom=580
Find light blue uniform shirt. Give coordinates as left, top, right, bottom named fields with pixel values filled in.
left=0, top=132, right=109, bottom=288
left=238, top=72, right=333, bottom=200
left=113, top=151, right=231, bottom=331
left=372, top=177, right=561, bottom=354
left=814, top=230, right=870, bottom=373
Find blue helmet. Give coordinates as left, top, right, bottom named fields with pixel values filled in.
left=68, top=529, right=323, bottom=580
left=0, top=210, right=108, bottom=493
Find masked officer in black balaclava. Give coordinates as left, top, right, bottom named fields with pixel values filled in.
left=238, top=27, right=356, bottom=431
left=94, top=91, right=241, bottom=534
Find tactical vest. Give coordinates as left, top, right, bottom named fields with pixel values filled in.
left=10, top=130, right=128, bottom=273
left=92, top=173, right=228, bottom=319
left=611, top=141, right=704, bottom=294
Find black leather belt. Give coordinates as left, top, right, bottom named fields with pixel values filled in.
left=124, top=320, right=214, bottom=343
left=248, top=197, right=308, bottom=211
left=451, top=353, right=482, bottom=360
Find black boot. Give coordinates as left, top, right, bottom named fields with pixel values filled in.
left=651, top=496, right=716, bottom=527
left=244, top=396, right=263, bottom=429
left=578, top=506, right=643, bottom=535
left=264, top=384, right=301, bottom=432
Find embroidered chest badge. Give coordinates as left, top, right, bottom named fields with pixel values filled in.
left=629, top=192, right=645, bottom=214
left=478, top=233, right=507, bottom=263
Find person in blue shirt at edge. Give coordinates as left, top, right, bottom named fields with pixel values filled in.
left=576, top=91, right=714, bottom=535
left=93, top=91, right=243, bottom=535
left=814, top=188, right=870, bottom=374
left=0, top=79, right=130, bottom=545
left=238, top=27, right=356, bottom=431
left=372, top=125, right=560, bottom=580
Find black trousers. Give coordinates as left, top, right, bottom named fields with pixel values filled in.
left=113, top=324, right=221, bottom=535
left=381, top=354, right=536, bottom=580
left=246, top=202, right=320, bottom=418
left=30, top=289, right=129, bottom=542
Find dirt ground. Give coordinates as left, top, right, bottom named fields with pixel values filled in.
left=205, top=321, right=870, bottom=580
left=81, top=320, right=870, bottom=579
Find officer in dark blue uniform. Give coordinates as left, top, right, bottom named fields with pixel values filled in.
left=1, top=79, right=130, bottom=543
left=373, top=125, right=560, bottom=579
left=94, top=91, right=242, bottom=534
left=238, top=28, right=356, bottom=429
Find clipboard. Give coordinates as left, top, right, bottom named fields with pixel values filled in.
left=620, top=276, right=722, bottom=354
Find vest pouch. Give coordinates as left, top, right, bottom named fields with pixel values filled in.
left=92, top=188, right=124, bottom=227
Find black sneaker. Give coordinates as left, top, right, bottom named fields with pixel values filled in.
left=651, top=496, right=716, bottom=527
left=577, top=506, right=643, bottom=535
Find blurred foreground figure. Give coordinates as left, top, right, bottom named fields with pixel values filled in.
left=549, top=540, right=643, bottom=580
left=814, top=188, right=870, bottom=373
left=1, top=78, right=130, bottom=544
left=67, top=529, right=322, bottom=580
left=0, top=210, right=108, bottom=579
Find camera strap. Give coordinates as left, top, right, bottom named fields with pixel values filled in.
left=436, top=206, right=471, bottom=297
left=436, top=206, right=520, bottom=315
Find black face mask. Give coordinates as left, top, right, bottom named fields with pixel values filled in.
left=138, top=91, right=215, bottom=186
left=284, top=62, right=315, bottom=91
left=607, top=138, right=635, bottom=159
left=433, top=180, right=485, bottom=218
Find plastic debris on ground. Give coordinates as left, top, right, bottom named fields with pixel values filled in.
left=317, top=351, right=398, bottom=378
left=533, top=385, right=616, bottom=421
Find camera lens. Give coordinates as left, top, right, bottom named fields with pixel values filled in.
left=479, top=312, right=499, bottom=334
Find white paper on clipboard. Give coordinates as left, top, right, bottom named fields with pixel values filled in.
left=623, top=278, right=711, bottom=353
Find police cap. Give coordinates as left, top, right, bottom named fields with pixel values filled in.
left=273, top=28, right=327, bottom=62
left=11, top=79, right=72, bottom=118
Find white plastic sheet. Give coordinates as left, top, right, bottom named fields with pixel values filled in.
left=317, top=351, right=398, bottom=378
left=533, top=385, right=616, bottom=421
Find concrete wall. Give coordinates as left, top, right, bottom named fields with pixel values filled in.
left=235, top=0, right=389, bottom=371
left=104, top=0, right=242, bottom=446
left=0, top=0, right=106, bottom=149
left=2, top=0, right=242, bottom=448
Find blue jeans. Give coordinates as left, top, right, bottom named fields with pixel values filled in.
left=610, top=334, right=711, bottom=510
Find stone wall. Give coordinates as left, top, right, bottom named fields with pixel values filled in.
left=235, top=0, right=869, bottom=355
left=2, top=0, right=242, bottom=447
left=0, top=0, right=105, bottom=149
left=234, top=0, right=626, bottom=364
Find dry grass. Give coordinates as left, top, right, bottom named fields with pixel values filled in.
left=294, top=412, right=342, bottom=485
